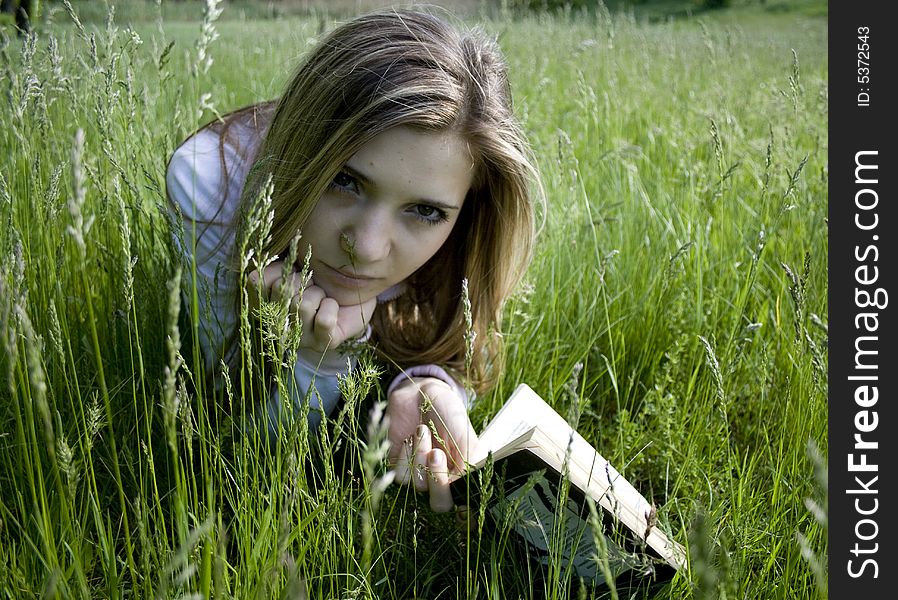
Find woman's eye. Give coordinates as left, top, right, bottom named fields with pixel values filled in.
left=411, top=204, right=448, bottom=224
left=330, top=171, right=358, bottom=194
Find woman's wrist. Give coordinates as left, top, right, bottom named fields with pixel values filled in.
left=296, top=324, right=371, bottom=374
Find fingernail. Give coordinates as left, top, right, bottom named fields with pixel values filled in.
left=417, top=424, right=428, bottom=441
left=428, top=450, right=444, bottom=466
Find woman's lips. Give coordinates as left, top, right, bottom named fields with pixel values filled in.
left=318, top=262, right=380, bottom=288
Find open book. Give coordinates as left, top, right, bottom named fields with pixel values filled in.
left=450, top=384, right=687, bottom=591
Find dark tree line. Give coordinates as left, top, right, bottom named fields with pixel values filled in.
left=1, top=0, right=36, bottom=35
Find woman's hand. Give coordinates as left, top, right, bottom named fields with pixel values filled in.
left=292, top=282, right=376, bottom=354
left=387, top=376, right=478, bottom=512
left=247, top=261, right=376, bottom=355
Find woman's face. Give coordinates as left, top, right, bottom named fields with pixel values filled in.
left=301, top=126, right=474, bottom=306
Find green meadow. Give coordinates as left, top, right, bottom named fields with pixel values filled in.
left=0, top=1, right=827, bottom=598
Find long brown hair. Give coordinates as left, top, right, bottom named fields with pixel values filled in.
left=195, top=8, right=540, bottom=395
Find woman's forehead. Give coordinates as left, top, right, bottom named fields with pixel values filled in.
left=345, top=126, right=474, bottom=205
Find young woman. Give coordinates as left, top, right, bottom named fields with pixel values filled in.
left=166, top=8, right=540, bottom=511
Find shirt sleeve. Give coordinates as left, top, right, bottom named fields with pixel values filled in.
left=165, top=129, right=242, bottom=276
left=165, top=129, right=244, bottom=373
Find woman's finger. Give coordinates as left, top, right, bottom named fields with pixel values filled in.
left=263, top=261, right=288, bottom=293
left=392, top=434, right=414, bottom=485
left=281, top=269, right=309, bottom=299
left=447, top=426, right=479, bottom=476
left=334, top=295, right=377, bottom=341
left=296, top=285, right=325, bottom=326
left=417, top=380, right=473, bottom=466
left=313, top=297, right=340, bottom=346
left=427, top=449, right=454, bottom=513
left=413, top=424, right=431, bottom=492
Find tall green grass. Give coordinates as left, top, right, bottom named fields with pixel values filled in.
left=0, top=1, right=827, bottom=598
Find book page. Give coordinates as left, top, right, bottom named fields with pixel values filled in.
left=473, top=383, right=580, bottom=463
left=474, top=384, right=622, bottom=482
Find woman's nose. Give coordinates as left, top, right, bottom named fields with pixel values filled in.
left=341, top=213, right=390, bottom=264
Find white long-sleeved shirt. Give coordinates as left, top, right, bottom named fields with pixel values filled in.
left=165, top=121, right=467, bottom=432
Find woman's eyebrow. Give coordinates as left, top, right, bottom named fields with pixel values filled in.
left=342, top=163, right=462, bottom=211
left=342, top=164, right=373, bottom=186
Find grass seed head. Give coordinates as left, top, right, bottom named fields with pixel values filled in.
left=66, top=129, right=93, bottom=261
left=17, top=303, right=54, bottom=457
left=194, top=0, right=224, bottom=76
left=86, top=392, right=103, bottom=445
left=56, top=430, right=78, bottom=498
